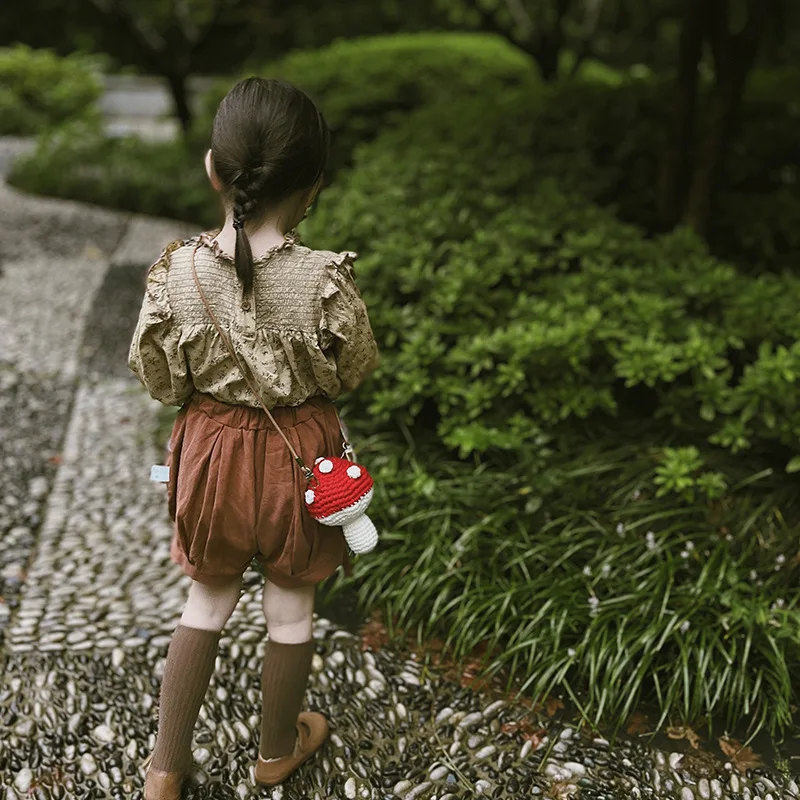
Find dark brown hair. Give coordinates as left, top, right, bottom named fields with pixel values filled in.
left=210, top=77, right=330, bottom=294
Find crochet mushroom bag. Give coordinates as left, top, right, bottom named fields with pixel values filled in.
left=304, top=456, right=378, bottom=554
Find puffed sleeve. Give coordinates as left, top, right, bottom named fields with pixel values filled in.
left=128, top=243, right=193, bottom=406
left=319, top=252, right=380, bottom=393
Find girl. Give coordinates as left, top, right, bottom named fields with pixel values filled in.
left=128, top=77, right=380, bottom=800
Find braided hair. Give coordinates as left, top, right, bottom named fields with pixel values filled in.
left=209, top=78, right=331, bottom=294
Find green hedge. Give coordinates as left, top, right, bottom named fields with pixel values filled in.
left=193, top=32, right=538, bottom=177
left=303, top=88, right=800, bottom=471
left=302, top=86, right=800, bottom=737
left=8, top=117, right=217, bottom=225
left=8, top=33, right=536, bottom=227
left=0, top=44, right=103, bottom=135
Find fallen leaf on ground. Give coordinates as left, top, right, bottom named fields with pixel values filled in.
left=358, top=610, right=390, bottom=652
left=533, top=695, right=564, bottom=717
left=626, top=711, right=651, bottom=736
left=505, top=688, right=537, bottom=709
left=719, top=736, right=762, bottom=774
left=501, top=717, right=548, bottom=746
left=457, top=659, right=496, bottom=692
left=501, top=721, right=521, bottom=735
left=667, top=725, right=702, bottom=749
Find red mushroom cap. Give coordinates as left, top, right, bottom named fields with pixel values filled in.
left=304, top=456, right=373, bottom=520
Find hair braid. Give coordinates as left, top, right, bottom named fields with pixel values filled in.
left=232, top=167, right=271, bottom=294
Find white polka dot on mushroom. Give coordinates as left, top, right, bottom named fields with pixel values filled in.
left=314, top=456, right=325, bottom=465
left=319, top=459, right=334, bottom=473
left=346, top=465, right=362, bottom=479
left=305, top=489, right=315, bottom=504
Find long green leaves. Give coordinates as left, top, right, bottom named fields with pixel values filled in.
left=324, top=418, right=799, bottom=739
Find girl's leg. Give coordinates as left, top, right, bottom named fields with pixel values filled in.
left=259, top=578, right=316, bottom=760
left=150, top=577, right=243, bottom=773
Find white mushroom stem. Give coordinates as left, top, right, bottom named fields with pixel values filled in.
left=342, top=513, right=378, bottom=554
left=316, top=488, right=376, bottom=554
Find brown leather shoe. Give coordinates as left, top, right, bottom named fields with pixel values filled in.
left=254, top=711, right=329, bottom=786
left=141, top=754, right=185, bottom=800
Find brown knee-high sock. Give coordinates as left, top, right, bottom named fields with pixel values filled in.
left=151, top=624, right=221, bottom=773
left=259, top=638, right=315, bottom=759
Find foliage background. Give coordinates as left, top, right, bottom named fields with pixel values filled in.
left=3, top=0, right=800, bottom=742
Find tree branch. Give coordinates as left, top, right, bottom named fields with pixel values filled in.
left=86, top=0, right=168, bottom=55
left=173, top=0, right=201, bottom=45
left=504, top=0, right=534, bottom=36
left=732, top=0, right=772, bottom=59
left=471, top=0, right=516, bottom=43
left=706, top=0, right=731, bottom=70
left=682, top=0, right=773, bottom=235
left=569, top=0, right=606, bottom=76
left=582, top=0, right=605, bottom=32
left=656, top=0, right=706, bottom=229
left=194, top=0, right=240, bottom=50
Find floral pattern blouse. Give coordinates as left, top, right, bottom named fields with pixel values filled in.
left=128, top=232, right=380, bottom=408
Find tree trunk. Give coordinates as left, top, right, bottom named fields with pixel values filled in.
left=614, top=0, right=631, bottom=35
left=532, top=33, right=563, bottom=81
left=767, top=0, right=789, bottom=63
left=569, top=0, right=606, bottom=77
left=682, top=0, right=771, bottom=235
left=656, top=0, right=707, bottom=230
left=471, top=0, right=570, bottom=82
left=681, top=84, right=732, bottom=235
left=165, top=71, right=193, bottom=135
left=528, top=0, right=571, bottom=83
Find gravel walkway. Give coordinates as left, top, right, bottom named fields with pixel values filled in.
left=0, top=138, right=798, bottom=800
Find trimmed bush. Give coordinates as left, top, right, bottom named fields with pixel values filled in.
left=9, top=33, right=536, bottom=226
left=302, top=89, right=800, bottom=470
left=121, top=52, right=800, bottom=736
left=0, top=44, right=103, bottom=135
left=300, top=89, right=800, bottom=737
left=8, top=117, right=218, bottom=226
left=193, top=32, right=538, bottom=176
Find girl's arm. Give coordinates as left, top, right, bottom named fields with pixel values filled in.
left=319, top=252, right=380, bottom=394
left=128, top=245, right=194, bottom=406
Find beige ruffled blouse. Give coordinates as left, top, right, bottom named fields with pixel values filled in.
left=128, top=232, right=380, bottom=408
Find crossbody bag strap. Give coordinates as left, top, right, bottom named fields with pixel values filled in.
left=190, top=242, right=350, bottom=482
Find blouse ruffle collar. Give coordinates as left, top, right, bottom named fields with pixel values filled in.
left=196, top=230, right=298, bottom=264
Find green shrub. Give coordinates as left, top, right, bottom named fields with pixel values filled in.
left=9, top=33, right=535, bottom=225
left=8, top=117, right=218, bottom=226
left=302, top=91, right=800, bottom=471
left=303, top=92, right=800, bottom=736
left=194, top=32, right=538, bottom=176
left=328, top=409, right=799, bottom=738
left=0, top=44, right=103, bottom=135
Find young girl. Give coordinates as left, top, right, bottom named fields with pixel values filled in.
left=128, top=77, right=380, bottom=800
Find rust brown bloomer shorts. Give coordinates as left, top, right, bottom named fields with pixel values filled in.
left=166, top=391, right=352, bottom=588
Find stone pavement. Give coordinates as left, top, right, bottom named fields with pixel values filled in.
left=0, top=139, right=798, bottom=800
left=99, top=75, right=216, bottom=141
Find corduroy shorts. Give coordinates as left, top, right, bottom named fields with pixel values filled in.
left=166, top=391, right=352, bottom=588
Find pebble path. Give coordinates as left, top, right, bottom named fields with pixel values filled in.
left=0, top=138, right=798, bottom=799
